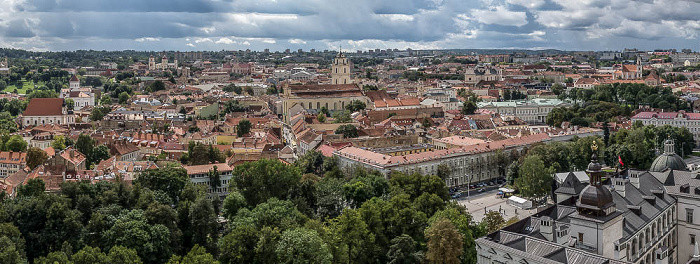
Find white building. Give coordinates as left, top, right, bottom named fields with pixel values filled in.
left=334, top=133, right=550, bottom=188
left=21, top=98, right=74, bottom=127
left=631, top=111, right=700, bottom=147
left=477, top=99, right=569, bottom=124
left=477, top=140, right=700, bottom=264
left=183, top=163, right=233, bottom=199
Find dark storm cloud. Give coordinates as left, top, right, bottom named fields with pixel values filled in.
left=2, top=0, right=700, bottom=51
left=5, top=19, right=34, bottom=38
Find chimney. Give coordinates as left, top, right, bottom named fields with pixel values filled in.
left=613, top=177, right=629, bottom=197
left=629, top=170, right=640, bottom=189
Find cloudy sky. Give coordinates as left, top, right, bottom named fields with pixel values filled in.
left=1, top=0, right=700, bottom=52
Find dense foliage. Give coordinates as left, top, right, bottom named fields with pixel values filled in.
left=548, top=83, right=689, bottom=127
left=0, top=153, right=489, bottom=263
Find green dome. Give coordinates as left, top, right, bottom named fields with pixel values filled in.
left=650, top=153, right=688, bottom=172
left=650, top=138, right=688, bottom=172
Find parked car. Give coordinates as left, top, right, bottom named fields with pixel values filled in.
left=469, top=185, right=476, bottom=189
left=478, top=188, right=486, bottom=193
left=451, top=192, right=462, bottom=199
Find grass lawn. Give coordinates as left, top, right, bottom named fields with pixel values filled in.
left=3, top=79, right=45, bottom=94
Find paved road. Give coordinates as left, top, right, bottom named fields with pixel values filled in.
left=684, top=155, right=700, bottom=165
left=453, top=188, right=538, bottom=222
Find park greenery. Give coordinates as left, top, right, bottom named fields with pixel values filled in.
left=507, top=124, right=694, bottom=200
left=548, top=83, right=689, bottom=127
left=0, top=150, right=504, bottom=263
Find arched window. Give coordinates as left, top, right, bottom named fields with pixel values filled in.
left=632, top=239, right=637, bottom=255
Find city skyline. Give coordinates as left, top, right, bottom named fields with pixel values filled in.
left=1, top=0, right=700, bottom=52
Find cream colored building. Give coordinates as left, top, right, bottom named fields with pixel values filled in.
left=331, top=52, right=352, bottom=85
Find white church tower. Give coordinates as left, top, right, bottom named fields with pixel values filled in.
left=331, top=51, right=352, bottom=85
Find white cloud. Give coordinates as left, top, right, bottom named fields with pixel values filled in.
left=135, top=37, right=160, bottom=42
left=194, top=37, right=213, bottom=43
left=506, top=0, right=545, bottom=9
left=186, top=43, right=194, bottom=47
left=215, top=37, right=234, bottom=44
left=377, top=14, right=415, bottom=22
left=471, top=6, right=527, bottom=27
left=289, top=38, right=306, bottom=44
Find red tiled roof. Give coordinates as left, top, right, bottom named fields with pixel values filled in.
left=184, top=163, right=232, bottom=175
left=23, top=98, right=64, bottom=116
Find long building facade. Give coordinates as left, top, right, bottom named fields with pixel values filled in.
left=334, top=133, right=550, bottom=188
left=631, top=111, right=700, bottom=147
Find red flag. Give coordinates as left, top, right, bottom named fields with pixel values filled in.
left=618, top=155, right=624, bottom=167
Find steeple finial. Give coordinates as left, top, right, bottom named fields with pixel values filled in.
left=694, top=241, right=700, bottom=260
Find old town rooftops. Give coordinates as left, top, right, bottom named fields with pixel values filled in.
left=632, top=111, right=700, bottom=120
left=288, top=84, right=363, bottom=98
left=335, top=133, right=550, bottom=167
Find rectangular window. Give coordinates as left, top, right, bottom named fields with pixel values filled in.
left=691, top=234, right=696, bottom=245
left=578, top=233, right=584, bottom=243
left=688, top=209, right=694, bottom=224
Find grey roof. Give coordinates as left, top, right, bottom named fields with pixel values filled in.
left=650, top=153, right=688, bottom=172
left=488, top=169, right=675, bottom=263
left=478, top=231, right=630, bottom=264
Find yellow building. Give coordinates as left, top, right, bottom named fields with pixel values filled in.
left=331, top=52, right=352, bottom=85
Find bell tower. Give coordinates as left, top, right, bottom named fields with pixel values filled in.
left=331, top=51, right=352, bottom=85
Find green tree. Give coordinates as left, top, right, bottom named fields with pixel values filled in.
left=26, top=147, right=48, bottom=170
left=90, top=145, right=110, bottom=166
left=425, top=219, right=463, bottom=264
left=332, top=110, right=352, bottom=123
left=345, top=100, right=367, bottom=112
left=317, top=113, right=326, bottom=123
left=188, top=197, right=218, bottom=254
left=343, top=173, right=389, bottom=208
left=72, top=246, right=108, bottom=264
left=219, top=224, right=257, bottom=263
left=386, top=234, right=422, bottom=264
left=34, top=251, right=70, bottom=264
left=237, top=119, right=252, bottom=137
left=275, top=228, right=332, bottom=264
left=75, top=134, right=94, bottom=161
left=51, top=135, right=67, bottom=151
left=222, top=190, right=247, bottom=219
left=100, top=95, right=111, bottom=105
left=0, top=236, right=24, bottom=264
left=482, top=210, right=505, bottom=233
left=5, top=135, right=26, bottom=152
left=461, top=101, right=477, bottom=115
left=17, top=178, right=45, bottom=198
left=107, top=246, right=143, bottom=264
left=515, top=155, right=554, bottom=198
left=335, top=124, right=358, bottom=138
left=231, top=159, right=302, bottom=207
left=330, top=209, right=376, bottom=264
left=118, top=91, right=130, bottom=104
left=90, top=106, right=111, bottom=121
left=179, top=244, right=218, bottom=264
left=135, top=167, right=189, bottom=204
left=65, top=98, right=75, bottom=111
left=103, top=210, right=171, bottom=263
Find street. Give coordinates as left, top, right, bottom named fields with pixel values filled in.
left=453, top=187, right=538, bottom=222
